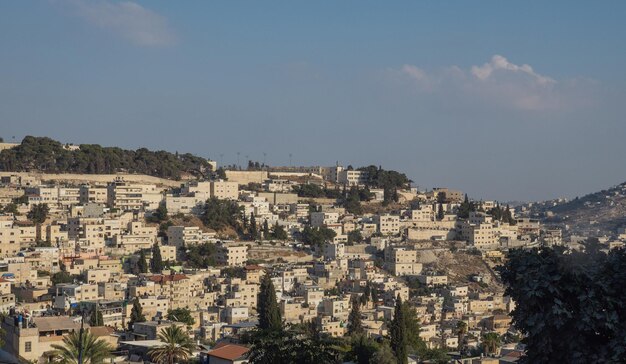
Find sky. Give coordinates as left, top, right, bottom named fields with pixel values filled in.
left=1, top=1, right=625, bottom=202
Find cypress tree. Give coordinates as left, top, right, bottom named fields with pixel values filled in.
left=262, top=219, right=270, bottom=238
left=257, top=273, right=282, bottom=332
left=128, top=297, right=146, bottom=329
left=150, top=243, right=163, bottom=274
left=250, top=213, right=258, bottom=240
left=90, top=308, right=104, bottom=326
left=137, top=250, right=148, bottom=273
left=347, top=295, right=364, bottom=335
left=437, top=203, right=445, bottom=220
left=390, top=295, right=408, bottom=364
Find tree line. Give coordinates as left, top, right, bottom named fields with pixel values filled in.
left=0, top=136, right=212, bottom=180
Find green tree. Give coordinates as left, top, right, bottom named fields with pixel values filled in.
left=497, top=244, right=626, bottom=363
left=257, top=273, right=282, bottom=332
left=262, top=219, right=270, bottom=238
left=270, top=223, right=288, bottom=240
left=348, top=334, right=378, bottom=364
left=249, top=212, right=258, bottom=240
left=153, top=203, right=168, bottom=222
left=27, top=203, right=49, bottom=224
left=370, top=342, right=397, bottom=364
left=343, top=186, right=363, bottom=215
left=300, top=226, right=336, bottom=248
left=51, top=329, right=114, bottom=364
left=457, top=194, right=476, bottom=219
left=437, top=203, right=444, bottom=220
left=390, top=295, right=408, bottom=364
left=137, top=250, right=148, bottom=274
left=148, top=325, right=196, bottom=364
left=150, top=243, right=164, bottom=274
left=129, top=297, right=146, bottom=329
left=202, top=197, right=242, bottom=231
left=482, top=332, right=501, bottom=356
left=52, top=271, right=74, bottom=285
left=90, top=309, right=104, bottom=326
left=167, top=308, right=195, bottom=326
left=401, top=302, right=425, bottom=354
left=347, top=295, right=364, bottom=336
left=185, top=242, right=217, bottom=268
left=456, top=321, right=468, bottom=351
left=347, top=230, right=363, bottom=245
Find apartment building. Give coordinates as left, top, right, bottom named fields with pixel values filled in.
left=107, top=180, right=162, bottom=211
left=79, top=185, right=108, bottom=204
left=375, top=214, right=401, bottom=235
left=167, top=226, right=212, bottom=248
left=216, top=244, right=248, bottom=266
left=384, top=246, right=422, bottom=276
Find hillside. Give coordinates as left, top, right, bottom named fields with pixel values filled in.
left=526, top=182, right=626, bottom=237
left=0, top=136, right=212, bottom=180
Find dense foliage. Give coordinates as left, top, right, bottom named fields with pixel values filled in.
left=300, top=226, right=337, bottom=247
left=150, top=243, right=164, bottom=273
left=498, top=243, right=626, bottom=363
left=292, top=184, right=342, bottom=199
left=184, top=242, right=217, bottom=268
left=167, top=308, right=195, bottom=326
left=27, top=203, right=49, bottom=224
left=201, top=197, right=242, bottom=231
left=0, top=136, right=211, bottom=179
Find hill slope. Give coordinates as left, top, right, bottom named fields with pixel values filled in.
left=0, top=136, right=211, bottom=180
left=527, top=182, right=626, bottom=237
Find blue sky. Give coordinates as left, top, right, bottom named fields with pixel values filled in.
left=1, top=1, right=625, bottom=201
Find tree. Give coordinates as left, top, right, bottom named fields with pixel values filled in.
left=185, top=242, right=218, bottom=268
left=482, top=332, right=501, bottom=356
left=27, top=203, right=49, bottom=224
left=437, top=203, right=445, bottom=220
left=202, top=197, right=242, bottom=231
left=497, top=245, right=626, bottom=363
left=51, top=329, right=113, bottom=364
left=370, top=342, right=396, bottom=364
left=129, top=297, right=146, bottom=329
left=257, top=273, right=282, bottom=332
left=137, top=250, right=148, bottom=274
left=150, top=243, right=163, bottom=274
left=300, top=226, right=336, bottom=248
left=248, top=322, right=342, bottom=364
left=401, top=302, right=425, bottom=354
left=456, top=321, right=468, bottom=351
left=343, top=186, right=363, bottom=215
left=349, top=333, right=378, bottom=364
left=270, top=223, right=288, bottom=240
left=457, top=194, right=476, bottom=219
left=249, top=212, right=258, bottom=240
left=52, top=271, right=74, bottom=285
left=347, top=295, right=364, bottom=335
left=348, top=230, right=363, bottom=245
left=167, top=308, right=195, bottom=326
left=90, top=309, right=104, bottom=326
left=390, top=295, right=408, bottom=364
left=262, top=219, right=270, bottom=238
left=153, top=203, right=168, bottom=222
left=148, top=325, right=196, bottom=364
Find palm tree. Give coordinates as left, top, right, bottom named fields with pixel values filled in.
left=51, top=330, right=113, bottom=364
left=482, top=332, right=502, bottom=356
left=148, top=325, right=196, bottom=364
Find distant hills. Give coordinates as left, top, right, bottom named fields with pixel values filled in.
left=0, top=136, right=212, bottom=180
left=526, top=182, right=626, bottom=237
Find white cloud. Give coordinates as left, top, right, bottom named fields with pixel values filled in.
left=63, top=0, right=177, bottom=46
left=391, top=55, right=593, bottom=112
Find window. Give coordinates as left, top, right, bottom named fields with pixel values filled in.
left=25, top=341, right=32, bottom=352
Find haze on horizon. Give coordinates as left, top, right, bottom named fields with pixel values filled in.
left=1, top=1, right=625, bottom=202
